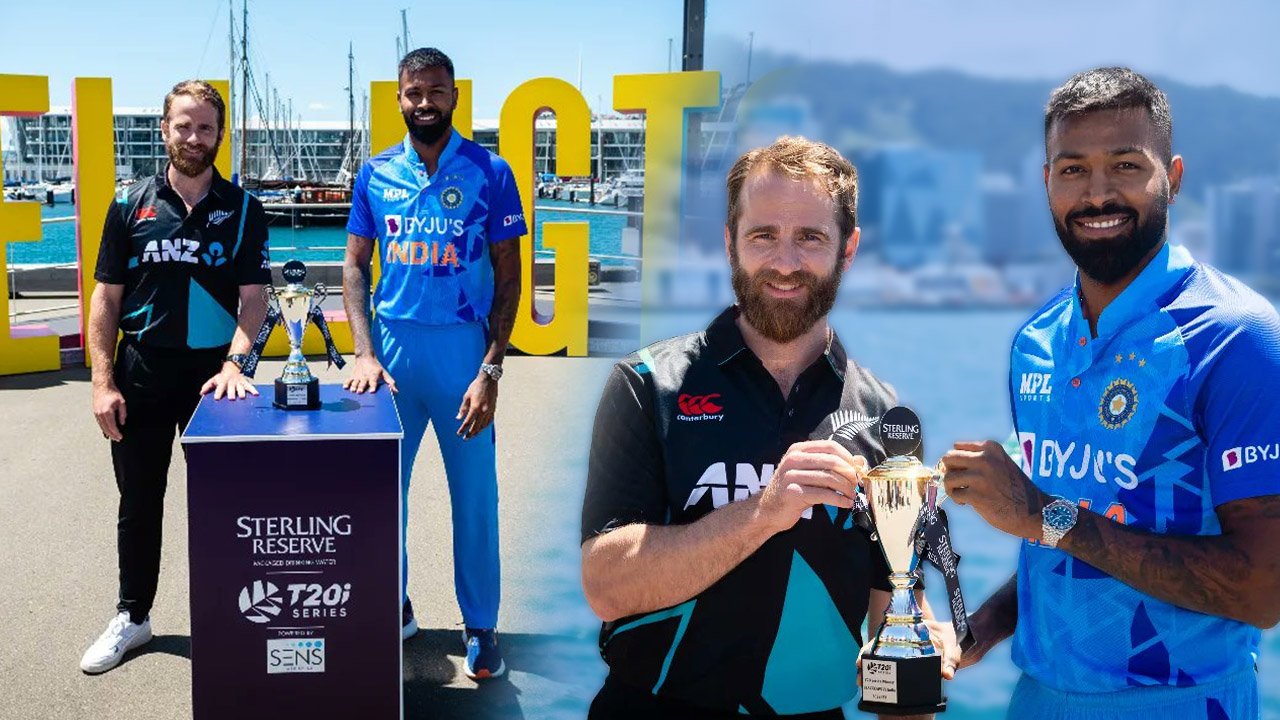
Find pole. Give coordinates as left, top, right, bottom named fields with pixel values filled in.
left=239, top=0, right=249, bottom=186
left=746, top=31, right=754, bottom=84
left=401, top=9, right=410, bottom=54
left=228, top=0, right=236, bottom=182
left=667, top=38, right=673, bottom=72
left=348, top=42, right=356, bottom=188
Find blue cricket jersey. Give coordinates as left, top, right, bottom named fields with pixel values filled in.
left=1009, top=243, right=1280, bottom=692
left=347, top=131, right=527, bottom=326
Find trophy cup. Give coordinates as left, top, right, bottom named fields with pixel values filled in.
left=858, top=406, right=954, bottom=716
left=240, top=259, right=346, bottom=410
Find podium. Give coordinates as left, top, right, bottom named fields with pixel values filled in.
left=181, top=385, right=403, bottom=719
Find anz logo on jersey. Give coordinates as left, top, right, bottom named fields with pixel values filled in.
left=683, top=462, right=820, bottom=521
left=139, top=238, right=225, bottom=267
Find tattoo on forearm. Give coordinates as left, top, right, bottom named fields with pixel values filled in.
left=343, top=261, right=373, bottom=356
left=486, top=240, right=521, bottom=363
left=1061, top=495, right=1280, bottom=625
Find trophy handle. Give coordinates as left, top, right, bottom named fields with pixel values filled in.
left=311, top=283, right=328, bottom=312
left=263, top=285, right=281, bottom=314
left=931, top=459, right=948, bottom=506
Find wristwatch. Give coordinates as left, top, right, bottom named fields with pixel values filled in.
left=479, top=363, right=503, bottom=381
left=225, top=352, right=248, bottom=370
left=1040, top=498, right=1079, bottom=549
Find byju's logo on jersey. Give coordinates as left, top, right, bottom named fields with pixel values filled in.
left=441, top=186, right=464, bottom=209
left=676, top=393, right=724, bottom=422
left=502, top=212, right=524, bottom=228
left=1019, top=373, right=1053, bottom=402
left=1222, top=443, right=1280, bottom=472
left=383, top=187, right=411, bottom=201
left=385, top=215, right=403, bottom=237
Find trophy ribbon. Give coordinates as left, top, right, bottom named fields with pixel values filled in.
left=307, top=302, right=346, bottom=370
left=240, top=294, right=282, bottom=379
left=915, top=507, right=975, bottom=651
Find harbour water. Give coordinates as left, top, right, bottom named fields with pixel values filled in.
left=9, top=199, right=633, bottom=267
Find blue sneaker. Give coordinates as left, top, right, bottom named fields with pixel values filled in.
left=402, top=599, right=419, bottom=641
left=462, top=628, right=505, bottom=680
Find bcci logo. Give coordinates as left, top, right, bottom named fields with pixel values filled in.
left=238, top=580, right=282, bottom=624
left=1098, top=378, right=1138, bottom=430
left=441, top=186, right=464, bottom=209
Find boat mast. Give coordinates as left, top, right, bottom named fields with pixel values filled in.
left=238, top=0, right=249, bottom=186
left=348, top=42, right=355, bottom=189
left=228, top=0, right=236, bottom=182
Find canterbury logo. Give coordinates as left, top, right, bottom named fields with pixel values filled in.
left=678, top=394, right=722, bottom=414
left=827, top=411, right=879, bottom=445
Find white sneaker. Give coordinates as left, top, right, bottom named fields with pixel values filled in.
left=80, top=612, right=152, bottom=674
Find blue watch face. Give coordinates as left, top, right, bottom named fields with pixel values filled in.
left=1045, top=502, right=1075, bottom=529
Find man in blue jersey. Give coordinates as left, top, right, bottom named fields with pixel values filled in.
left=341, top=47, right=525, bottom=680
left=941, top=67, right=1280, bottom=718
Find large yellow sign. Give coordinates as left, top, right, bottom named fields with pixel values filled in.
left=0, top=71, right=721, bottom=375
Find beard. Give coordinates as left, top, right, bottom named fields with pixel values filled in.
left=1054, top=196, right=1168, bottom=285
left=167, top=138, right=219, bottom=178
left=730, top=245, right=843, bottom=343
left=403, top=107, right=453, bottom=145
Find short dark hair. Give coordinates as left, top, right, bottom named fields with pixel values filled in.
left=726, top=135, right=858, bottom=245
left=398, top=47, right=454, bottom=81
left=1045, top=67, right=1172, bottom=163
left=163, top=80, right=226, bottom=133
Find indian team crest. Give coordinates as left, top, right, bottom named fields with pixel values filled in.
left=441, top=186, right=464, bottom=210
left=1099, top=378, right=1138, bottom=430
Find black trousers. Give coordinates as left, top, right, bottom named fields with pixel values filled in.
left=111, top=341, right=225, bottom=623
left=588, top=674, right=846, bottom=720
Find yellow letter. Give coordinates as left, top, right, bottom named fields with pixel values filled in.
left=613, top=72, right=720, bottom=312
left=0, top=75, right=60, bottom=375
left=72, top=77, right=115, bottom=366
left=500, top=77, right=590, bottom=356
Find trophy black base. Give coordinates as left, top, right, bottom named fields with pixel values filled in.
left=858, top=653, right=947, bottom=716
left=274, top=378, right=320, bottom=410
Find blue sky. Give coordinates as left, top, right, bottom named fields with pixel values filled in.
left=3, top=0, right=1278, bottom=120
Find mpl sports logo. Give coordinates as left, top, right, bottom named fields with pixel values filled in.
left=383, top=187, right=411, bottom=201
left=1019, top=372, right=1053, bottom=402
left=1222, top=443, right=1280, bottom=472
left=266, top=638, right=325, bottom=674
left=676, top=393, right=724, bottom=422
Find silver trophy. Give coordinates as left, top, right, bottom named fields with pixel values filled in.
left=859, top=406, right=949, bottom=715
left=242, top=259, right=344, bottom=410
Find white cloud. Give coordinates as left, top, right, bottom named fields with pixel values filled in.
left=307, top=102, right=328, bottom=111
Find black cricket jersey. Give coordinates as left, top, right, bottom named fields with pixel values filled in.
left=94, top=166, right=271, bottom=350
left=581, top=306, right=901, bottom=716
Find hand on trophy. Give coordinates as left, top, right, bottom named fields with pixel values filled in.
left=200, top=362, right=260, bottom=401
left=857, top=616, right=961, bottom=685
left=344, top=353, right=398, bottom=395
left=753, top=440, right=867, bottom=534
left=940, top=440, right=1051, bottom=540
